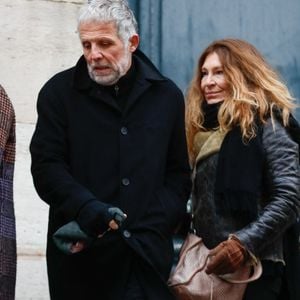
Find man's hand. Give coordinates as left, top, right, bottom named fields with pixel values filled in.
left=106, top=208, right=127, bottom=232
left=205, top=236, right=247, bottom=275
left=77, top=201, right=126, bottom=237
left=108, top=207, right=127, bottom=228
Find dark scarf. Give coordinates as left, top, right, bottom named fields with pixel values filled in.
left=202, top=101, right=221, bottom=129
left=214, top=125, right=264, bottom=222
left=201, top=102, right=264, bottom=222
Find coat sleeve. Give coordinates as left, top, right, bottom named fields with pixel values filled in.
left=30, top=81, right=99, bottom=221
left=235, top=118, right=300, bottom=255
left=154, top=89, right=192, bottom=233
left=0, top=85, right=15, bottom=164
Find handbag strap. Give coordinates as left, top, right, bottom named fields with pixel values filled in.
left=208, top=260, right=262, bottom=300
left=218, top=259, right=263, bottom=284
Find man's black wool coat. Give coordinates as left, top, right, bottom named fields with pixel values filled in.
left=30, top=50, right=191, bottom=300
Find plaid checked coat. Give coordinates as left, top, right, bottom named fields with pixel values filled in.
left=0, top=85, right=16, bottom=300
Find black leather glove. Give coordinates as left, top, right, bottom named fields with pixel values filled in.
left=76, top=200, right=113, bottom=237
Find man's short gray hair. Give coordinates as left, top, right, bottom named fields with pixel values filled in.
left=78, top=0, right=138, bottom=45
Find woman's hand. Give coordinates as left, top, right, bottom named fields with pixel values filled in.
left=205, top=236, right=247, bottom=275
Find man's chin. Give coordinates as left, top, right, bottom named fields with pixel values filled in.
left=90, top=73, right=120, bottom=86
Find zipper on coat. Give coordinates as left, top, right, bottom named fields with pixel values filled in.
left=114, top=85, right=119, bottom=97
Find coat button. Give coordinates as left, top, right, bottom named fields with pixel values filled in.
left=123, top=230, right=131, bottom=238
left=122, top=178, right=130, bottom=186
left=120, top=127, right=128, bottom=135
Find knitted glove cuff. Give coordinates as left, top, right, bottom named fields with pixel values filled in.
left=76, top=200, right=112, bottom=237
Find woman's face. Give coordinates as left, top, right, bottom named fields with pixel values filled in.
left=200, top=52, right=228, bottom=105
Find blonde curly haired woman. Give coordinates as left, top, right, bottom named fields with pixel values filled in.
left=186, top=39, right=300, bottom=299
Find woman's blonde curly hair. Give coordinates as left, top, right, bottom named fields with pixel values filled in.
left=186, top=38, right=295, bottom=163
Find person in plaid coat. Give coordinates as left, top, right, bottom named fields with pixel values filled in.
left=0, top=84, right=16, bottom=300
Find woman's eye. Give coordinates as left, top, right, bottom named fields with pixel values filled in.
left=201, top=71, right=208, bottom=78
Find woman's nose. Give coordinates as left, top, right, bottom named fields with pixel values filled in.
left=204, top=74, right=216, bottom=86
left=209, top=75, right=217, bottom=84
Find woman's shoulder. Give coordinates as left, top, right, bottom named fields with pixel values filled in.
left=262, top=116, right=299, bottom=155
left=263, top=114, right=299, bottom=138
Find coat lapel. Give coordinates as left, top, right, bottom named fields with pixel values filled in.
left=123, top=49, right=166, bottom=114
left=89, top=87, right=121, bottom=112
left=123, top=78, right=152, bottom=115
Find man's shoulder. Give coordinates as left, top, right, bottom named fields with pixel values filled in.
left=154, top=76, right=184, bottom=101
left=159, top=76, right=182, bottom=91
left=45, top=66, right=76, bottom=88
left=38, top=65, right=76, bottom=100
left=133, top=50, right=183, bottom=96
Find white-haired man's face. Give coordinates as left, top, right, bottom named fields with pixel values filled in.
left=79, top=21, right=139, bottom=86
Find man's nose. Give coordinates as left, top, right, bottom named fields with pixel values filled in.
left=90, top=45, right=104, bottom=60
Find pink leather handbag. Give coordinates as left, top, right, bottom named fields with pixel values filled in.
left=168, top=233, right=262, bottom=300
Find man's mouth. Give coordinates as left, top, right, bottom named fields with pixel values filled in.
left=92, top=65, right=111, bottom=74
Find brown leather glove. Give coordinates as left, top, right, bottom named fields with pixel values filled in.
left=205, top=236, right=248, bottom=275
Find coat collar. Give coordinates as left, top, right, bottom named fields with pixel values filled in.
left=72, top=50, right=167, bottom=112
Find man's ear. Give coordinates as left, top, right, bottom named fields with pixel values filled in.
left=129, top=34, right=139, bottom=52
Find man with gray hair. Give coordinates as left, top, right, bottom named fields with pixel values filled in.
left=30, top=0, right=191, bottom=299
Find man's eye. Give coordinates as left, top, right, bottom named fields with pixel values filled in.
left=100, top=41, right=113, bottom=47
left=82, top=43, right=91, bottom=49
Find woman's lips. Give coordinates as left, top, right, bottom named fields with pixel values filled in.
left=205, top=91, right=221, bottom=99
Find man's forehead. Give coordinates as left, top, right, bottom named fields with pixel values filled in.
left=79, top=21, right=118, bottom=34
left=79, top=21, right=121, bottom=40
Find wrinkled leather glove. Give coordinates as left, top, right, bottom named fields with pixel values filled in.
left=205, top=236, right=248, bottom=275
left=76, top=200, right=125, bottom=237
